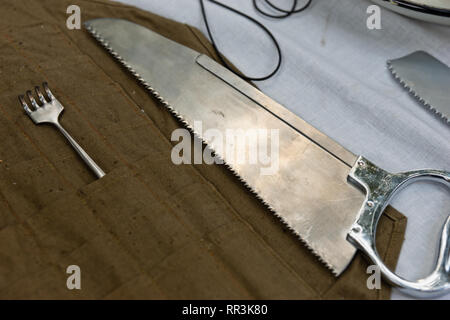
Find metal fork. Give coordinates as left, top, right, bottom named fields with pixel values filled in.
left=19, top=82, right=105, bottom=179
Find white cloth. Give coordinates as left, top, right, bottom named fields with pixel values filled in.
left=114, top=0, right=450, bottom=300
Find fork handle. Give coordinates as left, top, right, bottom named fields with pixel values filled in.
left=55, top=123, right=106, bottom=179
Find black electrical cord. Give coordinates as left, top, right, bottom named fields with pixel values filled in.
left=253, top=0, right=312, bottom=19
left=200, top=0, right=313, bottom=81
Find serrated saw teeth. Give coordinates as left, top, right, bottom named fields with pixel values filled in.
left=387, top=52, right=450, bottom=125
left=388, top=62, right=449, bottom=124
left=85, top=20, right=351, bottom=276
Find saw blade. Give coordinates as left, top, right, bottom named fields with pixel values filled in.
left=388, top=51, right=450, bottom=124
left=85, top=18, right=365, bottom=275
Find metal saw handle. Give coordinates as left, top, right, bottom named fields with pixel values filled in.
left=347, top=156, right=450, bottom=298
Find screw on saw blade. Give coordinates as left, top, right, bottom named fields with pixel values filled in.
left=358, top=160, right=366, bottom=167
left=352, top=226, right=362, bottom=233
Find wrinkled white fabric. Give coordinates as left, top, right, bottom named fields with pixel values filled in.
left=115, top=0, right=450, bottom=300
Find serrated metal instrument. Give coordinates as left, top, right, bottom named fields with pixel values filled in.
left=388, top=51, right=450, bottom=124
left=85, top=18, right=450, bottom=297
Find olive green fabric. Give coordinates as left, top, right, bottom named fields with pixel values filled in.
left=0, top=0, right=406, bottom=299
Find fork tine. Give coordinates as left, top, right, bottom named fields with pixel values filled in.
left=18, top=95, right=32, bottom=114
left=35, top=86, right=47, bottom=104
left=42, top=82, right=54, bottom=100
left=26, top=90, right=39, bottom=110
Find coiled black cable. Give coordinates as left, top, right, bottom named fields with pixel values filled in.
left=254, top=0, right=312, bottom=18
left=199, top=0, right=313, bottom=81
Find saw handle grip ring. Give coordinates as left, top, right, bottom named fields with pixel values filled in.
left=347, top=156, right=450, bottom=298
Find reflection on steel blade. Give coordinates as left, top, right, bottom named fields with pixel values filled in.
left=85, top=18, right=365, bottom=275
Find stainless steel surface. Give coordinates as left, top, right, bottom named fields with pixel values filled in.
left=85, top=17, right=363, bottom=275
left=388, top=51, right=450, bottom=124
left=19, top=83, right=106, bottom=179
left=195, top=55, right=358, bottom=167
left=85, top=18, right=450, bottom=296
left=371, top=0, right=450, bottom=25
left=348, top=156, right=450, bottom=297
